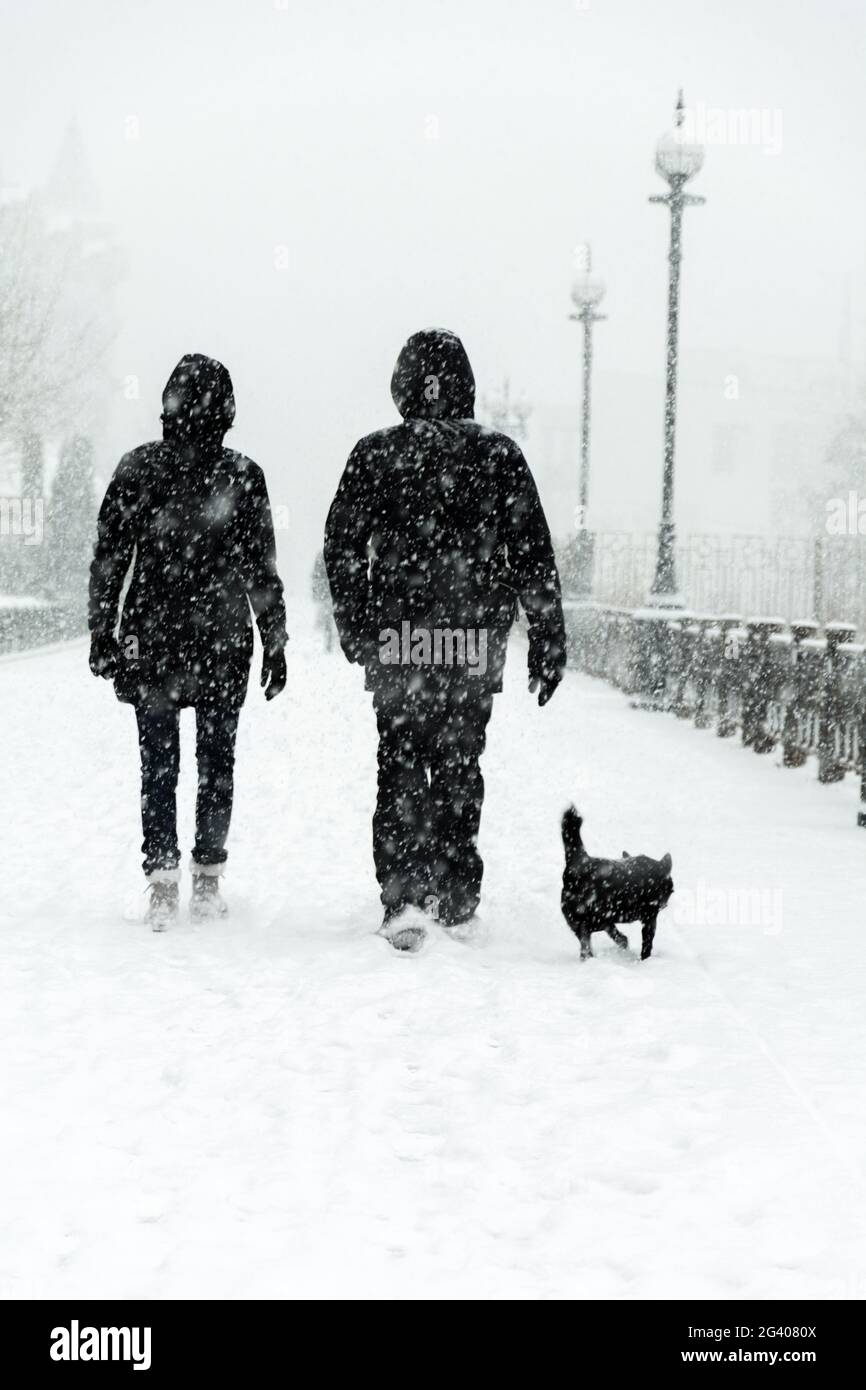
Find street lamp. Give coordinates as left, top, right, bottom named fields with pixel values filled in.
left=569, top=244, right=606, bottom=599
left=648, top=90, right=705, bottom=606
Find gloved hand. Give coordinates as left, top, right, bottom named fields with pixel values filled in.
left=529, top=631, right=565, bottom=706
left=89, top=632, right=119, bottom=680
left=338, top=626, right=377, bottom=666
left=261, top=645, right=287, bottom=700
left=346, top=639, right=374, bottom=666
left=528, top=668, right=562, bottom=706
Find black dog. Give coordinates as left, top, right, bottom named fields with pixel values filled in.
left=561, top=807, right=673, bottom=960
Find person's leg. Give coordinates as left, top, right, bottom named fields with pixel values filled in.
left=192, top=705, right=239, bottom=868
left=134, top=703, right=181, bottom=877
left=373, top=696, right=434, bottom=915
left=190, top=706, right=239, bottom=920
left=135, top=703, right=182, bottom=928
left=429, top=687, right=494, bottom=924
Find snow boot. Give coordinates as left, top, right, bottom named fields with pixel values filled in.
left=190, top=863, right=228, bottom=922
left=145, top=877, right=180, bottom=932
left=378, top=903, right=429, bottom=953
left=436, top=895, right=477, bottom=929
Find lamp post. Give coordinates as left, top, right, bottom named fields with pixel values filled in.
left=569, top=244, right=606, bottom=599
left=648, top=90, right=705, bottom=606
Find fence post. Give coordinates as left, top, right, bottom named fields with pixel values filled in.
left=818, top=622, right=857, bottom=783
left=622, top=612, right=639, bottom=695
left=666, top=618, right=687, bottom=715
left=605, top=611, right=624, bottom=687
left=716, top=615, right=744, bottom=738
left=765, top=630, right=793, bottom=753
left=628, top=609, right=672, bottom=708
left=674, top=618, right=700, bottom=719
left=694, top=620, right=719, bottom=729
left=562, top=598, right=599, bottom=674
left=741, top=618, right=786, bottom=752
left=783, top=620, right=820, bottom=767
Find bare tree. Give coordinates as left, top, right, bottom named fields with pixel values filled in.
left=0, top=192, right=118, bottom=447
left=0, top=124, right=120, bottom=603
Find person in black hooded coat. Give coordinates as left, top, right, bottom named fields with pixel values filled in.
left=324, top=328, right=566, bottom=944
left=89, top=353, right=288, bottom=927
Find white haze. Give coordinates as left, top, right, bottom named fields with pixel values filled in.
left=2, top=0, right=864, bottom=583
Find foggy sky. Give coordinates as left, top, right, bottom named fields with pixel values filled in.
left=2, top=0, right=864, bottom=580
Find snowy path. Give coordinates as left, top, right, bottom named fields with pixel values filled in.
left=1, top=615, right=865, bottom=1300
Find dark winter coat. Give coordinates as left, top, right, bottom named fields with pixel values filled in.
left=90, top=437, right=287, bottom=711
left=323, top=328, right=566, bottom=696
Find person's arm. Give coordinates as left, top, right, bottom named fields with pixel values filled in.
left=323, top=441, right=374, bottom=664
left=500, top=441, right=567, bottom=704
left=241, top=465, right=288, bottom=654
left=88, top=459, right=137, bottom=676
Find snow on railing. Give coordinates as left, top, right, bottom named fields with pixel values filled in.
left=564, top=601, right=866, bottom=828
left=0, top=597, right=87, bottom=655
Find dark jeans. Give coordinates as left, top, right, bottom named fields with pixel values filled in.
left=134, top=704, right=239, bottom=876
left=373, top=684, right=494, bottom=922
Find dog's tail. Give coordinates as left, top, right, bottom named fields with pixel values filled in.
left=561, top=805, right=585, bottom=856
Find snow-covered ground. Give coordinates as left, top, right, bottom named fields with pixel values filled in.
left=1, top=614, right=865, bottom=1300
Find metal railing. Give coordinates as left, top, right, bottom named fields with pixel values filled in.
left=0, top=601, right=86, bottom=655
left=558, top=532, right=866, bottom=632
left=564, top=602, right=866, bottom=828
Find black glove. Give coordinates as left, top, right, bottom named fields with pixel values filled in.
left=89, top=632, right=119, bottom=680
left=528, top=637, right=564, bottom=707
left=528, top=669, right=562, bottom=706
left=261, top=646, right=287, bottom=700
left=338, top=626, right=377, bottom=666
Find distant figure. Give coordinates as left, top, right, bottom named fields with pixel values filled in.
left=324, top=328, right=565, bottom=950
left=311, top=549, right=336, bottom=651
left=89, top=353, right=288, bottom=928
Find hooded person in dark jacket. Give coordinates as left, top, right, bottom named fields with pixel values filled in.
left=89, top=353, right=288, bottom=928
left=324, top=328, right=566, bottom=950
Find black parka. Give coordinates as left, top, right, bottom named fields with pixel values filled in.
left=323, top=329, right=565, bottom=695
left=89, top=355, right=287, bottom=709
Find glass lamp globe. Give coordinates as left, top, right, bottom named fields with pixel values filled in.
left=571, top=273, right=606, bottom=311
left=655, top=125, right=704, bottom=183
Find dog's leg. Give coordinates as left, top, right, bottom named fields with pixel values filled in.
left=641, top=914, right=657, bottom=960
left=578, top=927, right=593, bottom=960
left=607, top=925, right=629, bottom=951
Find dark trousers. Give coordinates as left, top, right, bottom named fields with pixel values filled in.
left=134, top=704, right=239, bottom=876
left=373, top=684, right=494, bottom=922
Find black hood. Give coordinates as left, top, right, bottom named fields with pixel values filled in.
left=161, top=353, right=236, bottom=446
left=390, top=328, right=475, bottom=421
